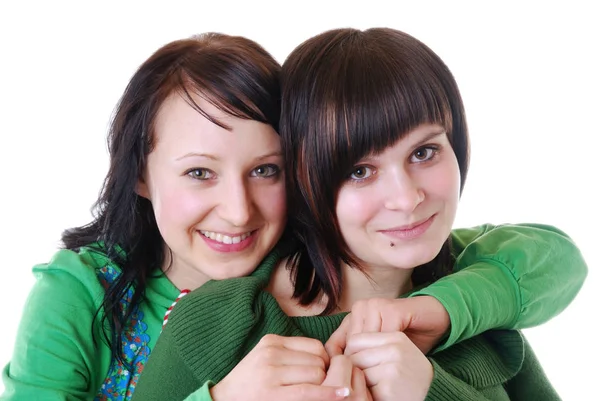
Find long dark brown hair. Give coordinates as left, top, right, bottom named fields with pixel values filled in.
left=62, top=32, right=281, bottom=364
left=280, top=28, right=470, bottom=313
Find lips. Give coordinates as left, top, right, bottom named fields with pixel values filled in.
left=199, top=230, right=253, bottom=244
left=378, top=214, right=436, bottom=240
left=199, top=229, right=257, bottom=253
left=384, top=216, right=434, bottom=232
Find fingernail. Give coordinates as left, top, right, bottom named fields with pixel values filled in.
left=336, top=387, right=351, bottom=398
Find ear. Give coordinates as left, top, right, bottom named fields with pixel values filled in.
left=136, top=177, right=151, bottom=200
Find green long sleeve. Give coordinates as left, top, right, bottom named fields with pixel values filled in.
left=503, top=338, right=561, bottom=400
left=182, top=382, right=213, bottom=401
left=132, top=326, right=204, bottom=400
left=1, top=246, right=180, bottom=400
left=426, top=360, right=495, bottom=401
left=425, top=330, right=559, bottom=400
left=0, top=250, right=109, bottom=401
left=411, top=223, right=587, bottom=351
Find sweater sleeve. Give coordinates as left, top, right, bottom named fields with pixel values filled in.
left=425, top=360, right=493, bottom=401
left=0, top=250, right=107, bottom=401
left=410, top=223, right=587, bottom=352
left=503, top=337, right=561, bottom=400
left=132, top=325, right=204, bottom=401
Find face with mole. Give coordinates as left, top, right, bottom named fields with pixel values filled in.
left=335, top=123, right=461, bottom=274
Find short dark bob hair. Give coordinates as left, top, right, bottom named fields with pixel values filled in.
left=281, top=27, right=469, bottom=313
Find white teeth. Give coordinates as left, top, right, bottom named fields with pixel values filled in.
left=200, top=230, right=252, bottom=244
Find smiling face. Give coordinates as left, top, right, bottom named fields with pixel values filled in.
left=137, top=93, right=287, bottom=290
left=335, top=123, right=460, bottom=274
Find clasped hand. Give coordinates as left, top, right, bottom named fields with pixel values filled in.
left=211, top=296, right=447, bottom=401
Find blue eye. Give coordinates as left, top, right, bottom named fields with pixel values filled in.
left=186, top=168, right=215, bottom=180
left=251, top=164, right=280, bottom=178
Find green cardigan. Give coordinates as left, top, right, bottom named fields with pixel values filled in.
left=133, top=230, right=565, bottom=400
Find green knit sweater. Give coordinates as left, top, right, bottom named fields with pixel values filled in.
left=133, top=242, right=561, bottom=401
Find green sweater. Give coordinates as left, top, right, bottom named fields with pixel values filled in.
left=133, top=224, right=583, bottom=401
left=1, top=224, right=586, bottom=400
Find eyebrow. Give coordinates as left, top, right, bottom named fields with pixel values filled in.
left=256, top=151, right=283, bottom=161
left=176, top=151, right=282, bottom=162
left=176, top=152, right=218, bottom=161
left=413, top=130, right=447, bottom=147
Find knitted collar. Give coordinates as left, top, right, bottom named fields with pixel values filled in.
left=165, top=242, right=524, bottom=389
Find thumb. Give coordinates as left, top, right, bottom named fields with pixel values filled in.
left=322, top=355, right=353, bottom=389
left=279, top=384, right=351, bottom=401
left=325, top=315, right=351, bottom=357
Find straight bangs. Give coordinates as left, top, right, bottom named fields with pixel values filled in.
left=295, top=28, right=456, bottom=205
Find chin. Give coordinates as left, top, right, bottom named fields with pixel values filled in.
left=390, top=249, right=440, bottom=270
left=388, top=258, right=431, bottom=270
left=208, top=264, right=252, bottom=281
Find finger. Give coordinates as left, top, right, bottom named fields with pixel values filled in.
left=277, top=336, right=330, bottom=365
left=350, top=366, right=373, bottom=401
left=345, top=331, right=408, bottom=356
left=362, top=365, right=383, bottom=388
left=274, top=365, right=327, bottom=386
left=322, top=355, right=353, bottom=389
left=379, top=303, right=411, bottom=333
left=325, top=315, right=351, bottom=357
left=366, top=359, right=434, bottom=400
left=268, top=348, right=327, bottom=370
left=348, top=304, right=366, bottom=338
left=348, top=344, right=403, bottom=372
left=274, top=384, right=351, bottom=401
left=363, top=305, right=383, bottom=333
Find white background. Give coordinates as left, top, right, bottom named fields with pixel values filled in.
left=0, top=1, right=597, bottom=399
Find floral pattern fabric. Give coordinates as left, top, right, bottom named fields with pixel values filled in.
left=94, top=265, right=151, bottom=400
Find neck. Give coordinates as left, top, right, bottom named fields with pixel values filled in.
left=335, top=262, right=414, bottom=313
left=269, top=258, right=414, bottom=317
left=162, top=248, right=210, bottom=291
left=267, top=259, right=328, bottom=316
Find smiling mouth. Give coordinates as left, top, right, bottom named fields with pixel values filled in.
left=199, top=230, right=254, bottom=244
left=383, top=216, right=433, bottom=232
left=379, top=214, right=436, bottom=240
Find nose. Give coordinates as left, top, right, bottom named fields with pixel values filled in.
left=383, top=170, right=424, bottom=213
left=218, top=178, right=253, bottom=227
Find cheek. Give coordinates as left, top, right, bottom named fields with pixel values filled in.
left=335, top=188, right=375, bottom=232
left=425, top=156, right=461, bottom=203
left=152, top=185, right=208, bottom=230
left=256, top=182, right=287, bottom=224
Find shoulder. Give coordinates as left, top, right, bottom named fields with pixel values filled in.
left=5, top=246, right=121, bottom=396
left=30, top=244, right=121, bottom=308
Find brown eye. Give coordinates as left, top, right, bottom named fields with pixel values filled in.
left=410, top=146, right=438, bottom=163
left=349, top=166, right=374, bottom=180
